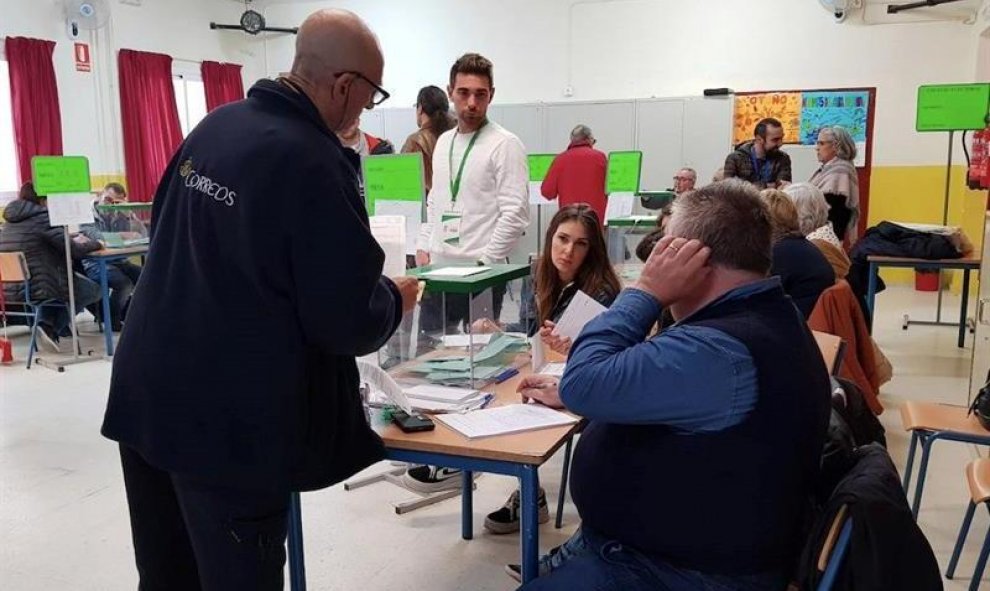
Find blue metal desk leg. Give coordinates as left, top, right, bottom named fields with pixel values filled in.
left=287, top=492, right=306, bottom=591
left=903, top=431, right=919, bottom=491
left=520, top=465, right=541, bottom=583
left=866, top=262, right=878, bottom=333
left=911, top=434, right=934, bottom=519
left=959, top=268, right=971, bottom=348
left=462, top=470, right=474, bottom=540
left=100, top=260, right=114, bottom=356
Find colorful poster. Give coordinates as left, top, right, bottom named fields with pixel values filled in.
left=800, top=91, right=869, bottom=145
left=732, top=93, right=802, bottom=145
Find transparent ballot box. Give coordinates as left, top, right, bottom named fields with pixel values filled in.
left=379, top=263, right=532, bottom=391
left=93, top=202, right=152, bottom=247
left=605, top=215, right=659, bottom=265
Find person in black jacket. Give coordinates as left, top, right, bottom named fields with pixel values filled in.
left=0, top=182, right=102, bottom=351
left=100, top=10, right=417, bottom=591
left=723, top=118, right=793, bottom=189
left=761, top=189, right=835, bottom=318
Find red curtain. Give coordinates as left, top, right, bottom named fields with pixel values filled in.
left=201, top=61, right=244, bottom=112
left=4, top=37, right=63, bottom=185
left=118, top=49, right=182, bottom=203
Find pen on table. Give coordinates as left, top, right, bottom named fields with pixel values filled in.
left=494, top=367, right=519, bottom=383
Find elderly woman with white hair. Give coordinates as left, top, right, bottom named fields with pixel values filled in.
left=810, top=126, right=859, bottom=243
left=784, top=182, right=851, bottom=280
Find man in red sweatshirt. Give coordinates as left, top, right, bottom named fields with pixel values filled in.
left=541, top=124, right=607, bottom=224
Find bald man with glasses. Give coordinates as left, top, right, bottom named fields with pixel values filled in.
left=102, top=10, right=417, bottom=589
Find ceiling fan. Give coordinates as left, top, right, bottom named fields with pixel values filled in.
left=210, top=1, right=297, bottom=35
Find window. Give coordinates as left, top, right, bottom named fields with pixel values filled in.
left=173, top=74, right=207, bottom=138
left=0, top=60, right=20, bottom=196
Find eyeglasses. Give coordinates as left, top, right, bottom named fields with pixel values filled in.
left=673, top=176, right=694, bottom=182
left=335, top=70, right=390, bottom=108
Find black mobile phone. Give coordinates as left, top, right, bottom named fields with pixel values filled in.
left=392, top=410, right=435, bottom=433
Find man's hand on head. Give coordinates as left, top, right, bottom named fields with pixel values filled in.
left=633, top=235, right=712, bottom=307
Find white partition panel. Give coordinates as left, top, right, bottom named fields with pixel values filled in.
left=681, top=97, right=734, bottom=186
left=635, top=99, right=685, bottom=192
left=360, top=110, right=386, bottom=140
left=383, top=108, right=418, bottom=150
left=490, top=104, right=545, bottom=153
left=544, top=101, right=636, bottom=157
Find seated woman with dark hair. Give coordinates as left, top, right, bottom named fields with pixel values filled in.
left=403, top=205, right=622, bottom=533
left=0, top=182, right=103, bottom=351
left=760, top=189, right=834, bottom=318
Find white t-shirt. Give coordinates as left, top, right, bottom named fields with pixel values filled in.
left=417, top=121, right=530, bottom=264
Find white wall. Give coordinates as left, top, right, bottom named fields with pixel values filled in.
left=261, top=0, right=986, bottom=167
left=0, top=0, right=265, bottom=178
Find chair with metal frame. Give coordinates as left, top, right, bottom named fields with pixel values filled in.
left=900, top=400, right=990, bottom=518
left=946, top=458, right=990, bottom=591
left=815, top=504, right=853, bottom=591
left=0, top=252, right=71, bottom=369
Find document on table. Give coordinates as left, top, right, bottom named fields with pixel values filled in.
left=552, top=290, right=608, bottom=341
left=423, top=266, right=490, bottom=278
left=434, top=404, right=578, bottom=439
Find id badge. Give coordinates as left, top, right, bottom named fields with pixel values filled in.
left=441, top=212, right=461, bottom=246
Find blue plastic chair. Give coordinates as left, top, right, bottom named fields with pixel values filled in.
left=0, top=252, right=71, bottom=369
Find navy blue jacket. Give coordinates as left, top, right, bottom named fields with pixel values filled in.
left=772, top=234, right=835, bottom=318
left=567, top=282, right=831, bottom=576
left=102, top=79, right=401, bottom=492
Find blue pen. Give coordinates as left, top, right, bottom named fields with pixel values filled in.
left=494, top=367, right=519, bottom=383
left=478, top=393, right=495, bottom=409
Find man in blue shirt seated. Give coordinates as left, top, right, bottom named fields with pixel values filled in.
left=516, top=179, right=831, bottom=591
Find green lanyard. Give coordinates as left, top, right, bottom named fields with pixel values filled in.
left=448, top=121, right=487, bottom=203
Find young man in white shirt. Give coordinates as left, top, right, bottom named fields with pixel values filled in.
left=405, top=53, right=530, bottom=492
left=413, top=53, right=530, bottom=336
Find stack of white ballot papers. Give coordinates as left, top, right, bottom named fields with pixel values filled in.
left=402, top=385, right=491, bottom=413
left=434, top=404, right=579, bottom=439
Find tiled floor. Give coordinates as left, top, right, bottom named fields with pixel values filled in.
left=1, top=285, right=988, bottom=590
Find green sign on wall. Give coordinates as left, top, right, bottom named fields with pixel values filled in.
left=362, top=154, right=425, bottom=211
left=606, top=151, right=642, bottom=193
left=30, top=156, right=91, bottom=195
left=527, top=154, right=557, bottom=182
left=916, top=83, right=990, bottom=132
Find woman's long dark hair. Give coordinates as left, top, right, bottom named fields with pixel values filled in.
left=417, top=85, right=455, bottom=137
left=536, top=205, right=620, bottom=325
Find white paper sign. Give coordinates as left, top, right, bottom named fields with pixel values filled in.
left=47, top=192, right=95, bottom=227
left=368, top=215, right=407, bottom=278
left=373, top=200, right=421, bottom=255
left=604, top=192, right=635, bottom=221
left=529, top=181, right=546, bottom=205
left=854, top=142, right=867, bottom=168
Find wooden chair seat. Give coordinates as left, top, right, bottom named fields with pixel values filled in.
left=967, top=459, right=990, bottom=505
left=900, top=401, right=989, bottom=438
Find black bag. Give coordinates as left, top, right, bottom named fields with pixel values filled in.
left=969, top=373, right=990, bottom=431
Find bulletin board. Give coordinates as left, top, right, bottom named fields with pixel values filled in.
left=734, top=87, right=877, bottom=237
left=733, top=90, right=870, bottom=148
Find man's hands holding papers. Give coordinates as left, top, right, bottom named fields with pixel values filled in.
left=518, top=375, right=564, bottom=409
left=633, top=235, right=711, bottom=307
